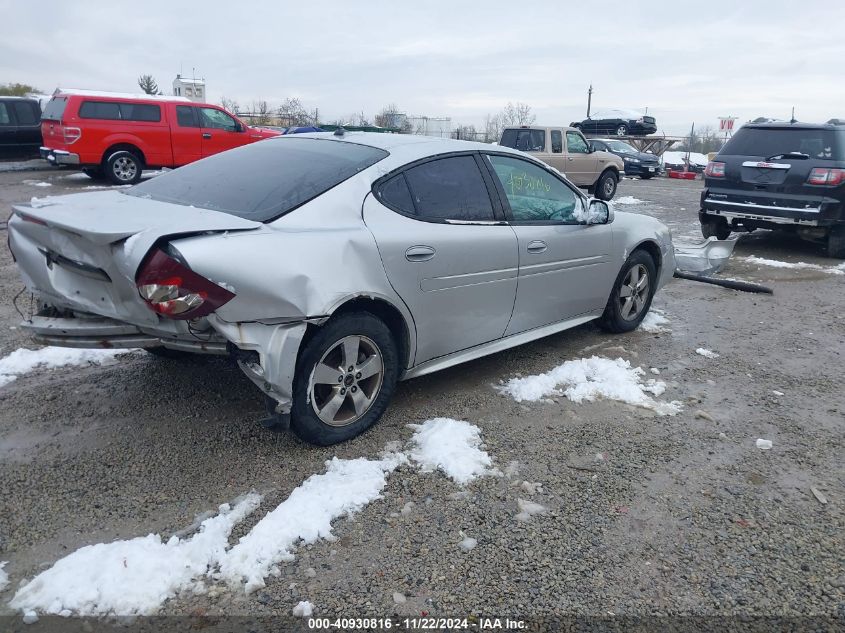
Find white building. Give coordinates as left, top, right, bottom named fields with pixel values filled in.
left=172, top=74, right=206, bottom=102
left=406, top=116, right=452, bottom=138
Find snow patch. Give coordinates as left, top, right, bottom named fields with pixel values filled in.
left=695, top=348, right=720, bottom=359
left=515, top=498, right=547, bottom=522
left=497, top=356, right=682, bottom=415
left=407, top=418, right=495, bottom=485
left=458, top=537, right=477, bottom=552
left=756, top=439, right=773, bottom=450
left=612, top=196, right=644, bottom=205
left=742, top=256, right=845, bottom=275
left=0, top=561, right=8, bottom=592
left=219, top=453, right=406, bottom=593
left=23, top=180, right=52, bottom=187
left=0, top=347, right=135, bottom=388
left=9, top=494, right=262, bottom=617
left=292, top=601, right=314, bottom=617
left=639, top=309, right=670, bottom=333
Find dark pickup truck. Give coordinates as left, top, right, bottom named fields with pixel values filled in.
left=0, top=97, right=42, bottom=158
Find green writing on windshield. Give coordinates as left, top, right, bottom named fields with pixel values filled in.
left=506, top=171, right=551, bottom=196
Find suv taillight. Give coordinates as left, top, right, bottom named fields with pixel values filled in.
left=136, top=249, right=235, bottom=320
left=62, top=126, right=81, bottom=144
left=704, top=161, right=725, bottom=178
left=807, top=167, right=845, bottom=186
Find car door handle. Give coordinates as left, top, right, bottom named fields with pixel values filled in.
left=567, top=157, right=574, bottom=161
left=405, top=245, right=436, bottom=262
left=202, top=133, right=212, bottom=139
left=527, top=240, right=548, bottom=254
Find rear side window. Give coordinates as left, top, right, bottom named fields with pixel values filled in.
left=79, top=100, right=161, bottom=122
left=378, top=174, right=415, bottom=214
left=551, top=130, right=563, bottom=153
left=0, top=103, right=10, bottom=126
left=176, top=106, right=198, bottom=127
left=126, top=137, right=388, bottom=222
left=722, top=127, right=842, bottom=160
left=500, top=129, right=546, bottom=152
left=12, top=102, right=39, bottom=125
left=402, top=155, right=494, bottom=221
left=42, top=97, right=68, bottom=121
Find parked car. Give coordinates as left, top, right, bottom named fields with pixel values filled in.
left=9, top=133, right=675, bottom=445
left=39, top=89, right=281, bottom=185
left=662, top=151, right=708, bottom=174
left=700, top=120, right=845, bottom=257
left=589, top=138, right=660, bottom=178
left=571, top=109, right=657, bottom=136
left=0, top=97, right=42, bottom=158
left=499, top=126, right=625, bottom=200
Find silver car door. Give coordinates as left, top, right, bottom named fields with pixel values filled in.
left=363, top=154, right=518, bottom=365
left=482, top=153, right=614, bottom=335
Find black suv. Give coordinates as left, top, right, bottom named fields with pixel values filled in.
left=0, top=97, right=42, bottom=158
left=700, top=121, right=845, bottom=258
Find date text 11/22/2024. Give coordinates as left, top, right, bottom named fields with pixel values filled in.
left=307, top=617, right=527, bottom=630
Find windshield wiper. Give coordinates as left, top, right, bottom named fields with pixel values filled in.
left=766, top=151, right=809, bottom=160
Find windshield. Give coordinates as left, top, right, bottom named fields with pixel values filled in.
left=721, top=128, right=842, bottom=160
left=126, top=137, right=388, bottom=222
left=604, top=140, right=637, bottom=153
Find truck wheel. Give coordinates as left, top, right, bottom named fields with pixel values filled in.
left=701, top=217, right=731, bottom=240
left=82, top=167, right=106, bottom=180
left=598, top=250, right=657, bottom=333
left=826, top=226, right=845, bottom=259
left=290, top=312, right=399, bottom=446
left=595, top=170, right=618, bottom=200
left=105, top=150, right=143, bottom=185
left=615, top=124, right=629, bottom=136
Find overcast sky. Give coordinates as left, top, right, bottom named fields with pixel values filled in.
left=4, top=1, right=843, bottom=135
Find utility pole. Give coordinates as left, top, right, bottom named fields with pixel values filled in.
left=586, top=84, right=593, bottom=118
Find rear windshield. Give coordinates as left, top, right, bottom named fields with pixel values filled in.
left=126, top=137, right=388, bottom=222
left=721, top=127, right=843, bottom=160
left=500, top=128, right=546, bottom=152
left=42, top=96, right=68, bottom=121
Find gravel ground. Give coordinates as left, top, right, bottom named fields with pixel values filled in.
left=0, top=168, right=842, bottom=624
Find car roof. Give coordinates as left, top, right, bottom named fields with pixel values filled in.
left=54, top=88, right=192, bottom=103
left=743, top=121, right=845, bottom=131
left=0, top=96, right=39, bottom=101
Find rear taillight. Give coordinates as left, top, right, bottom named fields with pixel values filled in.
left=704, top=161, right=726, bottom=178
left=62, top=126, right=81, bottom=144
left=807, top=167, right=845, bottom=186
left=136, top=249, right=234, bottom=320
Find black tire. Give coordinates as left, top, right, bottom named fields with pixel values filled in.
left=598, top=250, right=657, bottom=333
left=827, top=225, right=845, bottom=259
left=595, top=170, right=618, bottom=200
left=615, top=124, right=628, bottom=136
left=640, top=173, right=653, bottom=180
left=701, top=217, right=731, bottom=240
left=82, top=166, right=106, bottom=180
left=105, top=150, right=143, bottom=185
left=291, top=312, right=399, bottom=446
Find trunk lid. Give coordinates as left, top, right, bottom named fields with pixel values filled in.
left=9, top=190, right=261, bottom=325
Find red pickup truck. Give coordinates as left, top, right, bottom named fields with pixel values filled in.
left=40, top=89, right=280, bottom=184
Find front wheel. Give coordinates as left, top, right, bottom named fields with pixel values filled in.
left=105, top=150, right=143, bottom=185
left=827, top=225, right=845, bottom=259
left=595, top=170, right=618, bottom=200
left=598, top=250, right=657, bottom=333
left=615, top=124, right=629, bottom=136
left=291, top=312, right=399, bottom=446
left=701, top=217, right=731, bottom=240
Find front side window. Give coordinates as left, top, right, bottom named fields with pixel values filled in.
left=402, top=155, right=494, bottom=221
left=199, top=107, right=237, bottom=131
left=551, top=130, right=563, bottom=153
left=566, top=132, right=589, bottom=154
left=487, top=155, right=583, bottom=224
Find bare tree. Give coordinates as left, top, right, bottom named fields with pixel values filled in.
left=455, top=124, right=479, bottom=141
left=137, top=74, right=161, bottom=95
left=483, top=113, right=504, bottom=143
left=500, top=102, right=535, bottom=126
left=220, top=96, right=240, bottom=115
left=277, top=97, right=310, bottom=127
left=250, top=100, right=271, bottom=126
left=375, top=103, right=403, bottom=129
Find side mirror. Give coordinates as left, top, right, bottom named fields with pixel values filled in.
left=586, top=199, right=612, bottom=225
left=235, top=121, right=245, bottom=132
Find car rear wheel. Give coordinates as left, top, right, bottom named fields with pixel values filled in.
left=291, top=312, right=399, bottom=446
left=598, top=250, right=657, bottom=333
left=701, top=217, right=731, bottom=240
left=595, top=170, right=618, bottom=200
left=105, top=150, right=143, bottom=185
left=615, top=124, right=628, bottom=136
left=827, top=225, right=845, bottom=259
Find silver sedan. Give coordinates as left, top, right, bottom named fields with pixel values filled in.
left=8, top=132, right=675, bottom=445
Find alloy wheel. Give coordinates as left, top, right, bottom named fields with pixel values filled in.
left=113, top=156, right=138, bottom=182
left=308, top=335, right=384, bottom=427
left=619, top=264, right=650, bottom=320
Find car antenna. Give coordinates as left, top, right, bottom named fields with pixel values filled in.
left=790, top=106, right=797, bottom=124
left=334, top=127, right=346, bottom=137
